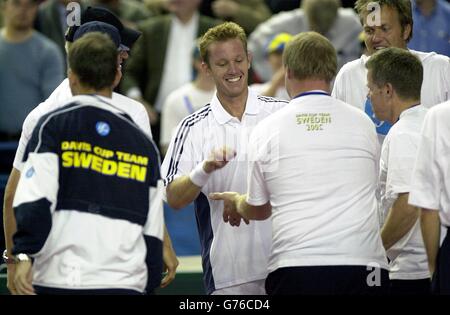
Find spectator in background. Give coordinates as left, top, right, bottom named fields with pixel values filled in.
left=143, top=0, right=170, bottom=15
left=250, top=32, right=291, bottom=100
left=249, top=0, right=362, bottom=82
left=265, top=0, right=373, bottom=13
left=0, top=0, right=64, bottom=141
left=122, top=0, right=220, bottom=147
left=87, top=0, right=154, bottom=29
left=160, top=45, right=215, bottom=156
left=408, top=0, right=450, bottom=56
left=210, top=0, right=271, bottom=34
left=35, top=0, right=85, bottom=60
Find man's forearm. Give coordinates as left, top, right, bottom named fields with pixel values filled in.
left=3, top=168, right=20, bottom=255
left=381, top=193, right=420, bottom=250
left=420, top=209, right=440, bottom=276
left=166, top=176, right=202, bottom=210
left=236, top=194, right=271, bottom=221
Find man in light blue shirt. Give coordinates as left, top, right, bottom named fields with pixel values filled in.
left=408, top=0, right=450, bottom=56
left=0, top=0, right=64, bottom=139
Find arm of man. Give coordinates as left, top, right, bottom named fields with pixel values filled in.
left=2, top=168, right=20, bottom=294
left=209, top=192, right=271, bottom=223
left=420, top=209, right=440, bottom=277
left=13, top=152, right=59, bottom=295
left=166, top=147, right=236, bottom=210
left=160, top=225, right=179, bottom=288
left=381, top=193, right=420, bottom=250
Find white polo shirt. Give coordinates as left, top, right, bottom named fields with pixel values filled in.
left=379, top=105, right=429, bottom=280
left=332, top=50, right=450, bottom=139
left=161, top=88, right=287, bottom=294
left=246, top=91, right=388, bottom=273
left=409, top=100, right=450, bottom=228
left=13, top=78, right=152, bottom=171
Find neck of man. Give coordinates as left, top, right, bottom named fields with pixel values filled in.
left=176, top=10, right=196, bottom=24
left=417, top=0, right=437, bottom=17
left=392, top=98, right=421, bottom=123
left=290, top=79, right=331, bottom=98
left=2, top=25, right=34, bottom=43
left=217, top=88, right=249, bottom=121
left=74, top=87, right=113, bottom=99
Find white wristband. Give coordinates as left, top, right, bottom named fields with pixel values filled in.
left=189, top=161, right=211, bottom=187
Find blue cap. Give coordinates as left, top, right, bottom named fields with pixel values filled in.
left=73, top=21, right=127, bottom=51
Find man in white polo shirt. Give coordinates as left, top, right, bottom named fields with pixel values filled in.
left=161, top=22, right=287, bottom=295
left=211, top=32, right=388, bottom=295
left=409, top=100, right=450, bottom=295
left=332, top=0, right=450, bottom=142
left=366, top=47, right=430, bottom=294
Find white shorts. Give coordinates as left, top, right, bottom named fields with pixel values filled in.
left=211, top=279, right=266, bottom=295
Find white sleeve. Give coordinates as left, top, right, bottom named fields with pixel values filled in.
left=14, top=79, right=71, bottom=170
left=144, top=179, right=164, bottom=241
left=13, top=153, right=59, bottom=210
left=409, top=112, right=441, bottom=210
left=385, top=132, right=419, bottom=201
left=246, top=126, right=270, bottom=206
left=134, top=105, right=152, bottom=139
left=161, top=118, right=197, bottom=186
left=13, top=107, right=43, bottom=171
left=332, top=66, right=347, bottom=101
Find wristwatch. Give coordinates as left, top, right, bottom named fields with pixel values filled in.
left=14, top=253, right=32, bottom=263
left=2, top=249, right=16, bottom=264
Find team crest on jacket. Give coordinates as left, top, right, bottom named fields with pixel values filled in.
left=96, top=121, right=110, bottom=136
left=26, top=167, right=35, bottom=178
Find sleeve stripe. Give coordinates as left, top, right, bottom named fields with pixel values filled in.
left=164, top=106, right=211, bottom=186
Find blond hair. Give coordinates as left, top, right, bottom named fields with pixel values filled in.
left=283, top=32, right=337, bottom=82
left=199, top=22, right=247, bottom=65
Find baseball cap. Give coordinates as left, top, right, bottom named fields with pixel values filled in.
left=65, top=6, right=141, bottom=50
left=266, top=33, right=293, bottom=55
left=73, top=21, right=124, bottom=50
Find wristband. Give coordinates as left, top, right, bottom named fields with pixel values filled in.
left=189, top=161, right=211, bottom=187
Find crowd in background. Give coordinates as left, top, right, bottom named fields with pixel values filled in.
left=1, top=0, right=449, bottom=151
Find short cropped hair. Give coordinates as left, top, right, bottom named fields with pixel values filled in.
left=283, top=32, right=337, bottom=82
left=199, top=22, right=247, bottom=65
left=355, top=0, right=413, bottom=42
left=366, top=47, right=423, bottom=101
left=68, top=32, right=118, bottom=90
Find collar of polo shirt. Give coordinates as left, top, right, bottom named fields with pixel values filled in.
left=210, top=88, right=260, bottom=125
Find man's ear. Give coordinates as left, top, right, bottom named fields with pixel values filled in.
left=402, top=23, right=412, bottom=42
left=384, top=82, right=394, bottom=98
left=286, top=66, right=293, bottom=80
left=247, top=51, right=253, bottom=68
left=68, top=69, right=78, bottom=95
left=112, top=66, right=122, bottom=89
left=201, top=61, right=211, bottom=76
